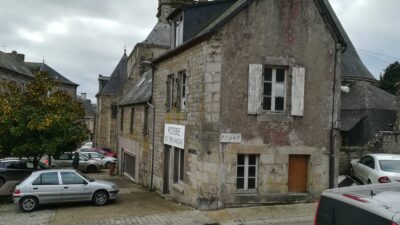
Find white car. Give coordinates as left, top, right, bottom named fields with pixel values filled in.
left=80, top=142, right=93, bottom=150
left=79, top=151, right=117, bottom=168
left=350, top=154, right=400, bottom=184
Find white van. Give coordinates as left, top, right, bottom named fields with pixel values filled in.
left=315, top=183, right=400, bottom=225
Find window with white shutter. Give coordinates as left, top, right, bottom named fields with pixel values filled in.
left=248, top=64, right=263, bottom=114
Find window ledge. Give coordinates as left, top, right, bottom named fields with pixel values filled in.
left=236, top=190, right=258, bottom=195
left=257, top=112, right=293, bottom=123
left=173, top=182, right=184, bottom=194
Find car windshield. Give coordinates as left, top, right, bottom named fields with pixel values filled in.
left=379, top=160, right=400, bottom=172
left=76, top=170, right=95, bottom=182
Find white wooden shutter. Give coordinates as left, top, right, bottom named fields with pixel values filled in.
left=248, top=64, right=263, bottom=114
left=291, top=66, right=305, bottom=116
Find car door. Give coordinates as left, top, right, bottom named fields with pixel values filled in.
left=359, top=156, right=375, bottom=183
left=60, top=171, right=91, bottom=202
left=4, top=161, right=31, bottom=182
left=31, top=172, right=62, bottom=204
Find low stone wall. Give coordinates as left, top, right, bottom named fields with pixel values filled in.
left=339, top=131, right=400, bottom=175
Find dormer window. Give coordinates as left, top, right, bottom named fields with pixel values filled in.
left=174, top=15, right=184, bottom=47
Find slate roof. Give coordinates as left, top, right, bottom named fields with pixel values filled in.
left=119, top=70, right=152, bottom=106
left=0, top=51, right=33, bottom=78
left=141, top=22, right=171, bottom=47
left=77, top=96, right=96, bottom=117
left=320, top=0, right=376, bottom=82
left=25, top=62, right=78, bottom=86
left=154, top=0, right=375, bottom=83
left=341, top=111, right=367, bottom=131
left=341, top=82, right=396, bottom=111
left=98, top=53, right=128, bottom=96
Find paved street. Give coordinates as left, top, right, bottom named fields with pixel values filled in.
left=0, top=171, right=316, bottom=225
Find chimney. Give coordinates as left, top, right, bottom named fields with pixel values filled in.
left=10, top=50, right=25, bottom=63
left=81, top=93, right=87, bottom=100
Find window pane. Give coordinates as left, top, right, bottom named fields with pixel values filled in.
left=264, top=83, right=272, bottom=95
left=41, top=172, right=59, bottom=185
left=237, top=178, right=244, bottom=189
left=275, top=83, right=285, bottom=97
left=263, top=97, right=271, bottom=110
left=276, top=69, right=285, bottom=82
left=237, top=166, right=244, bottom=177
left=264, top=68, right=272, bottom=81
left=248, top=178, right=256, bottom=189
left=248, top=166, right=256, bottom=177
left=238, top=155, right=245, bottom=166
left=61, top=172, right=85, bottom=185
left=249, top=155, right=256, bottom=165
left=33, top=176, right=41, bottom=185
left=275, top=97, right=284, bottom=111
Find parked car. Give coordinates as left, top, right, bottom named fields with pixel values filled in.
left=80, top=148, right=117, bottom=158
left=79, top=151, right=117, bottom=168
left=13, top=169, right=119, bottom=212
left=0, top=158, right=48, bottom=187
left=315, top=183, right=400, bottom=225
left=80, top=142, right=93, bottom=150
left=52, top=152, right=102, bottom=172
left=350, top=154, right=400, bottom=184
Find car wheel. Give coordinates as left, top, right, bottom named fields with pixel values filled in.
left=0, top=178, right=5, bottom=187
left=92, top=190, right=109, bottom=206
left=87, top=165, right=97, bottom=173
left=105, top=162, right=110, bottom=169
left=20, top=196, right=38, bottom=212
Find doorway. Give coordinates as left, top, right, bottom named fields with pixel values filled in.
left=288, top=155, right=309, bottom=193
left=163, top=145, right=171, bottom=194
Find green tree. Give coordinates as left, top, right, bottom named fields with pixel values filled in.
left=0, top=72, right=87, bottom=167
left=379, top=61, right=400, bottom=95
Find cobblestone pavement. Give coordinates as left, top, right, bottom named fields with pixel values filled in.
left=0, top=171, right=315, bottom=225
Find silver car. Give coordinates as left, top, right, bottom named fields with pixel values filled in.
left=13, top=169, right=119, bottom=212
left=52, top=152, right=102, bottom=172
left=79, top=151, right=117, bottom=168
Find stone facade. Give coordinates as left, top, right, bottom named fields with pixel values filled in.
left=151, top=0, right=342, bottom=210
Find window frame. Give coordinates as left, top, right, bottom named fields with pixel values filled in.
left=174, top=15, right=184, bottom=47
left=177, top=71, right=187, bottom=112
left=262, top=66, right=287, bottom=113
left=32, top=172, right=60, bottom=186
left=237, top=154, right=258, bottom=192
left=166, top=74, right=175, bottom=112
left=130, top=107, right=135, bottom=134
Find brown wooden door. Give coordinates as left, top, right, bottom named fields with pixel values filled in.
left=288, top=155, right=309, bottom=193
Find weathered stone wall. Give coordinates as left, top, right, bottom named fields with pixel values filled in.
left=339, top=131, right=400, bottom=175
left=119, top=105, right=152, bottom=186
left=95, top=96, right=113, bottom=148
left=152, top=34, right=222, bottom=209
left=218, top=0, right=339, bottom=206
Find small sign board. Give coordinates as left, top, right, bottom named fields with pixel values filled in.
left=164, top=124, right=185, bottom=149
left=220, top=133, right=242, bottom=143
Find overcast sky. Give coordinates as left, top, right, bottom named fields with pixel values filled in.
left=0, top=0, right=399, bottom=102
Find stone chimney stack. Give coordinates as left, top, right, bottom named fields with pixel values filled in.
left=81, top=93, right=87, bottom=100
left=10, top=50, right=25, bottom=63
left=98, top=74, right=110, bottom=93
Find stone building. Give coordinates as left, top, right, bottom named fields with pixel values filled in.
left=77, top=93, right=97, bottom=141
left=0, top=50, right=78, bottom=97
left=116, top=0, right=196, bottom=185
left=94, top=52, right=128, bottom=151
left=147, top=0, right=346, bottom=210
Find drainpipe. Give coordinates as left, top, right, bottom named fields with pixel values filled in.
left=142, top=61, right=157, bottom=190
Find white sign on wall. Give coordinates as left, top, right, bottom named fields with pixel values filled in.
left=164, top=124, right=185, bottom=149
left=220, top=133, right=242, bottom=143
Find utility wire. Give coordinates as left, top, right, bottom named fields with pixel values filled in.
left=355, top=47, right=400, bottom=61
